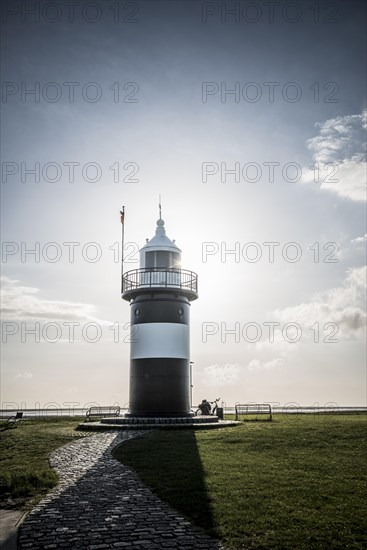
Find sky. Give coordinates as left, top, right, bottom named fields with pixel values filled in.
left=1, top=0, right=366, bottom=411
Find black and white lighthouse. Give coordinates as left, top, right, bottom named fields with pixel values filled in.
left=122, top=212, right=198, bottom=417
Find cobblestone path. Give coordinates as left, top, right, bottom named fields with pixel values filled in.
left=18, top=431, right=225, bottom=550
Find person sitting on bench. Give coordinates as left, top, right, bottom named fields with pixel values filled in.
left=198, top=399, right=211, bottom=415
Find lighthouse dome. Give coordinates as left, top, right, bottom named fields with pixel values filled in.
left=140, top=218, right=181, bottom=269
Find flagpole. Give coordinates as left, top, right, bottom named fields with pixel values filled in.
left=120, top=206, right=125, bottom=294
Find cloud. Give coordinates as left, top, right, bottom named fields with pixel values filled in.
left=351, top=234, right=367, bottom=245
left=334, top=233, right=367, bottom=262
left=307, top=111, right=366, bottom=164
left=247, top=357, right=285, bottom=371
left=16, top=372, right=33, bottom=379
left=0, top=276, right=109, bottom=324
left=254, top=328, right=300, bottom=353
left=203, top=363, right=241, bottom=385
left=273, top=266, right=366, bottom=339
left=246, top=266, right=366, bottom=367
left=301, top=111, right=366, bottom=202
left=1, top=276, right=21, bottom=285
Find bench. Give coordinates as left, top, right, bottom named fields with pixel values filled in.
left=6, top=412, right=23, bottom=427
left=235, top=403, right=272, bottom=421
left=84, top=406, right=120, bottom=422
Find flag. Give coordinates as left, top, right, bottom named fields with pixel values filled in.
left=120, top=209, right=125, bottom=224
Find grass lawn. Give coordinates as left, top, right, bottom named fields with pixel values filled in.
left=113, top=414, right=367, bottom=550
left=0, top=418, right=88, bottom=510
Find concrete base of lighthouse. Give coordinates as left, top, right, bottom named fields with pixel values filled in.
left=77, top=415, right=240, bottom=431
left=104, top=415, right=216, bottom=425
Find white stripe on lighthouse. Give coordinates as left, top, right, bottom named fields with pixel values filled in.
left=131, top=323, right=189, bottom=360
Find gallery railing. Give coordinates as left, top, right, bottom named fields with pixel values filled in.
left=122, top=267, right=198, bottom=298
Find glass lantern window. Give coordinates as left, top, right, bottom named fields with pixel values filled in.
left=144, top=250, right=180, bottom=269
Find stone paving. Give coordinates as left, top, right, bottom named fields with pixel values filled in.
left=18, top=431, right=226, bottom=550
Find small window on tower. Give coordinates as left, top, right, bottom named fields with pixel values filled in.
left=178, top=308, right=184, bottom=316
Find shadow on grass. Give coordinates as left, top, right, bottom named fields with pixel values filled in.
left=112, top=429, right=219, bottom=539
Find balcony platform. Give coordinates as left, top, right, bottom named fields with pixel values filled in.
left=122, top=268, right=198, bottom=301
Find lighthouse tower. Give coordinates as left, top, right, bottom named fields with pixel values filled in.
left=122, top=213, right=198, bottom=417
